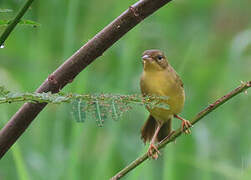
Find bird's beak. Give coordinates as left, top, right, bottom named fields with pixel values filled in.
left=142, top=55, right=151, bottom=61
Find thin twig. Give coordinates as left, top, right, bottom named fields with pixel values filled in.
left=111, top=81, right=251, bottom=180
left=0, top=0, right=35, bottom=46
left=0, top=0, right=173, bottom=158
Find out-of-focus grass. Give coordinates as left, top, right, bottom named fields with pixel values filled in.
left=0, top=0, right=251, bottom=179
left=11, top=143, right=30, bottom=180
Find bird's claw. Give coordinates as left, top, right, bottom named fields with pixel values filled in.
left=174, top=114, right=192, bottom=134
left=147, top=143, right=160, bottom=159
left=181, top=119, right=192, bottom=134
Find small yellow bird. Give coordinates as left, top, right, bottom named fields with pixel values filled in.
left=140, top=49, right=191, bottom=159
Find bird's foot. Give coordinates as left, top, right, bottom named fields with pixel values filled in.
left=174, top=114, right=192, bottom=134
left=147, top=143, right=160, bottom=160
left=181, top=119, right=192, bottom=134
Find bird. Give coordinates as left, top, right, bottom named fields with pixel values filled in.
left=140, top=49, right=191, bottom=159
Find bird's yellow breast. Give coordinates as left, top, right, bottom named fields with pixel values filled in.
left=140, top=67, right=185, bottom=122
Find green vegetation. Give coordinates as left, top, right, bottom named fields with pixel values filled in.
left=0, top=0, right=251, bottom=179
left=0, top=86, right=169, bottom=124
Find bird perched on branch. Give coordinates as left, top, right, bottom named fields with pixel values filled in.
left=140, top=49, right=191, bottom=159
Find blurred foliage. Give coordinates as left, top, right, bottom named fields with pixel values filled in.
left=0, top=0, right=251, bottom=180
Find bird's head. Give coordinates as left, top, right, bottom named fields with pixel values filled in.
left=141, top=49, right=169, bottom=71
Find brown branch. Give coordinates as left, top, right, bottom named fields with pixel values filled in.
left=0, top=0, right=173, bottom=158
left=111, top=81, right=251, bottom=180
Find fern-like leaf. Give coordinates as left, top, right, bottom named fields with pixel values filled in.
left=0, top=85, right=169, bottom=126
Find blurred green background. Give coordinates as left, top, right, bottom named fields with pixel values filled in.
left=0, top=0, right=251, bottom=179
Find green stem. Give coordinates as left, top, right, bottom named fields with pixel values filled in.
left=110, top=81, right=251, bottom=180
left=0, top=0, right=35, bottom=46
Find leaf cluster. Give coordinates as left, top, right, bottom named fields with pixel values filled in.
left=0, top=86, right=169, bottom=125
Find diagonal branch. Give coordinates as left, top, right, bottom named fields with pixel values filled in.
left=0, top=0, right=173, bottom=158
left=110, top=81, right=251, bottom=180
left=0, top=0, right=35, bottom=47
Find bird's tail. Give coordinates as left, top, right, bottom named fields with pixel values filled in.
left=141, top=115, right=171, bottom=144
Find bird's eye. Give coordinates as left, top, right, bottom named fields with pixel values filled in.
left=157, top=55, right=163, bottom=61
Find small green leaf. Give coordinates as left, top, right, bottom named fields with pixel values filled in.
left=0, top=20, right=10, bottom=26
left=94, top=101, right=103, bottom=127
left=0, top=86, right=10, bottom=96
left=111, top=99, right=119, bottom=121
left=0, top=9, right=13, bottom=13
left=0, top=19, right=40, bottom=27
left=52, top=95, right=69, bottom=103
left=18, top=19, right=40, bottom=27
left=71, top=99, right=86, bottom=123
